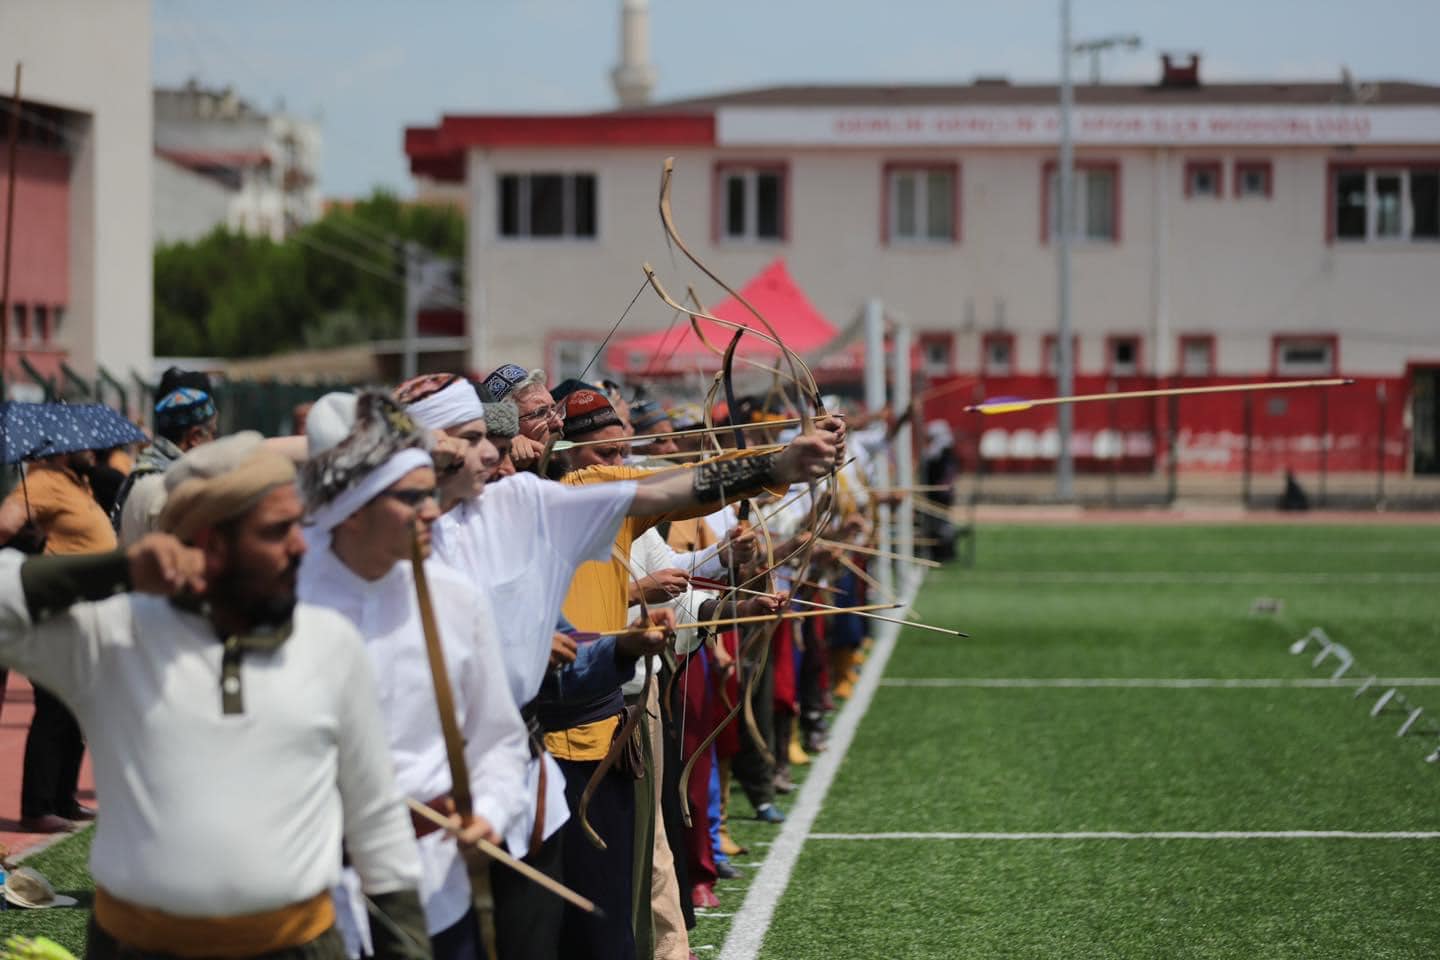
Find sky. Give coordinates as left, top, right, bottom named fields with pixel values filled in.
left=152, top=0, right=1440, bottom=199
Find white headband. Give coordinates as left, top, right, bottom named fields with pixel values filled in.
left=304, top=448, right=434, bottom=536
left=405, top=380, right=485, bottom=431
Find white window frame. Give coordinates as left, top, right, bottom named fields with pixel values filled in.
left=982, top=333, right=1014, bottom=376
left=1334, top=166, right=1440, bottom=244
left=1274, top=338, right=1336, bottom=376
left=888, top=167, right=956, bottom=244
left=1108, top=337, right=1140, bottom=376
left=1186, top=163, right=1221, bottom=199
left=919, top=335, right=953, bottom=376
left=497, top=172, right=598, bottom=242
left=1235, top=164, right=1270, bottom=199
left=1048, top=166, right=1118, bottom=243
left=719, top=166, right=785, bottom=243
left=1179, top=338, right=1214, bottom=377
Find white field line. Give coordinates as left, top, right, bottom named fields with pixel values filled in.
left=958, top=572, right=1440, bottom=585
left=719, top=573, right=922, bottom=960
left=880, top=677, right=1440, bottom=689
left=809, top=831, right=1440, bottom=841
left=964, top=572, right=1440, bottom=585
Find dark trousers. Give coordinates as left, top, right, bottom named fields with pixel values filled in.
left=731, top=644, right=776, bottom=812
left=22, top=682, right=85, bottom=819
left=658, top=662, right=694, bottom=928
left=556, top=757, right=635, bottom=960
left=492, top=828, right=564, bottom=960
left=87, top=918, right=348, bottom=960
left=432, top=908, right=484, bottom=960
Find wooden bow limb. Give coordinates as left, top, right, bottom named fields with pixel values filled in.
left=406, top=798, right=607, bottom=918
left=965, top=378, right=1354, bottom=415
left=632, top=444, right=785, bottom=462
left=410, top=533, right=498, bottom=959
left=557, top=418, right=801, bottom=450
left=911, top=497, right=957, bottom=521
left=817, top=538, right=943, bottom=569
left=689, top=581, right=967, bottom=638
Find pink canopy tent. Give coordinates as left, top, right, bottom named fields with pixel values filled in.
left=605, top=259, right=839, bottom=376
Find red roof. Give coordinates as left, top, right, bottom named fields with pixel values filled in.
left=606, top=259, right=836, bottom=376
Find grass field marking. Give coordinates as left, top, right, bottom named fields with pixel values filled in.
left=718, top=574, right=924, bottom=960
left=808, top=831, right=1440, bottom=841
left=879, top=677, right=1440, bottom=689
left=958, top=572, right=1440, bottom=585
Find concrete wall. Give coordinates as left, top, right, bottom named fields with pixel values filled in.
left=461, top=141, right=1440, bottom=380
left=153, top=154, right=232, bottom=246
left=0, top=0, right=152, bottom=387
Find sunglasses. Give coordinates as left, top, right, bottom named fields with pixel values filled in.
left=378, top=487, right=441, bottom=508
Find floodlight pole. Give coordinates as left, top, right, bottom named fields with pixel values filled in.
left=1056, top=0, right=1076, bottom=500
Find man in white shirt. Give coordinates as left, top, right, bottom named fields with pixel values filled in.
left=0, top=432, right=429, bottom=960
left=297, top=391, right=532, bottom=960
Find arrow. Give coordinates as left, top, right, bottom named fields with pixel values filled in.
left=965, top=378, right=1353, bottom=415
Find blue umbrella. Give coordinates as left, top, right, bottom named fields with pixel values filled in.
left=0, top=402, right=148, bottom=464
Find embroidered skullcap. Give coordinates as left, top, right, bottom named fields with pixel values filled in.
left=560, top=389, right=623, bottom=440
left=395, top=373, right=485, bottom=431
left=479, top=363, right=538, bottom=403
left=484, top=401, right=519, bottom=439
left=158, top=431, right=296, bottom=541
left=154, top=387, right=217, bottom=433
left=549, top=378, right=596, bottom=405
left=667, top=403, right=703, bottom=432
left=301, top=392, right=433, bottom=535
left=629, top=399, right=670, bottom=433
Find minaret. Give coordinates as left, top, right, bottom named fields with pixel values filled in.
left=610, top=0, right=656, bottom=108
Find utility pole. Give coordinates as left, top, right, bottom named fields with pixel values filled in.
left=402, top=242, right=420, bottom=380
left=1056, top=0, right=1075, bottom=500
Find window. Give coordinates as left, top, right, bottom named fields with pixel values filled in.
left=885, top=164, right=957, bottom=243
left=1178, top=335, right=1215, bottom=377
left=981, top=331, right=1014, bottom=376
left=548, top=336, right=604, bottom=382
left=11, top=304, right=25, bottom=342
left=1045, top=162, right=1119, bottom=242
left=497, top=173, right=598, bottom=239
left=32, top=306, right=47, bottom=344
left=918, top=333, right=953, bottom=376
left=1042, top=334, right=1079, bottom=376
left=1184, top=160, right=1223, bottom=199
left=1235, top=161, right=1272, bottom=199
left=1106, top=335, right=1141, bottom=376
left=1332, top=165, right=1440, bottom=242
left=50, top=305, right=64, bottom=340
left=1273, top=336, right=1337, bottom=376
left=715, top=164, right=786, bottom=242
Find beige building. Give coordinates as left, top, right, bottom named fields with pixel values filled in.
left=407, top=54, right=1440, bottom=476
left=0, top=0, right=154, bottom=403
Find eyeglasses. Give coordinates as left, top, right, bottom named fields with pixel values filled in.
left=518, top=404, right=565, bottom=423
left=378, top=487, right=441, bottom=508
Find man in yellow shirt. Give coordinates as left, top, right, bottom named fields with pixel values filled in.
left=0, top=448, right=118, bottom=832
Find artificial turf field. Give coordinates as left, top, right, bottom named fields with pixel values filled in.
left=707, top=522, right=1440, bottom=960
left=5, top=522, right=1440, bottom=958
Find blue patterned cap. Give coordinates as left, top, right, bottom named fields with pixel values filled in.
left=154, top=387, right=217, bottom=432
left=479, top=363, right=530, bottom=402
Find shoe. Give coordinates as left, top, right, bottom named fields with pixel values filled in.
left=788, top=730, right=810, bottom=767
left=804, top=730, right=828, bottom=754
left=755, top=803, right=786, bottom=824
left=715, top=860, right=740, bottom=880
left=60, top=803, right=96, bottom=821
left=19, top=814, right=75, bottom=834
left=773, top=771, right=796, bottom=794
left=691, top=883, right=720, bottom=909
left=718, top=825, right=747, bottom=858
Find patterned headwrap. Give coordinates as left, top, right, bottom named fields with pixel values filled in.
left=629, top=399, right=670, bottom=433
left=301, top=391, right=433, bottom=535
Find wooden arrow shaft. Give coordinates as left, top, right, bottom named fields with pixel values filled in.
left=694, top=581, right=965, bottom=637
left=607, top=602, right=898, bottom=636
left=406, top=798, right=604, bottom=917
left=560, top=417, right=800, bottom=449
left=817, top=538, right=942, bottom=569
left=967, top=377, right=1353, bottom=414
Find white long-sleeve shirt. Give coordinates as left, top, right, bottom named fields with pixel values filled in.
left=299, top=546, right=531, bottom=937
left=0, top=549, right=421, bottom=917
left=621, top=527, right=718, bottom=695
left=429, top=472, right=637, bottom=853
